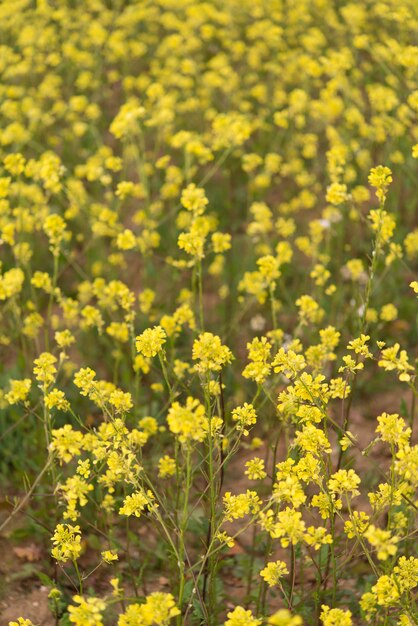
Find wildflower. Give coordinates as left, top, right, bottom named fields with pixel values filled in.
left=272, top=348, right=305, bottom=378
left=344, top=258, right=365, bottom=281
left=404, top=230, right=418, bottom=258
left=257, top=255, right=281, bottom=283
left=44, top=389, right=70, bottom=411
left=273, top=472, right=306, bottom=508
left=212, top=232, right=231, bottom=252
left=368, top=482, right=402, bottom=510
left=328, top=469, right=361, bottom=497
left=167, top=397, right=207, bottom=444
left=224, top=606, right=261, bottom=626
left=231, top=403, right=257, bottom=436
left=245, top=458, right=267, bottom=480
left=326, top=182, right=348, bottom=205
left=330, top=378, right=351, bottom=400
left=118, top=593, right=179, bottom=626
left=119, top=490, right=155, bottom=518
left=371, top=574, right=400, bottom=606
left=109, top=390, right=133, bottom=414
left=181, top=183, right=208, bottom=215
left=55, top=330, right=75, bottom=348
left=338, top=355, right=364, bottom=374
left=368, top=209, right=396, bottom=244
left=260, top=560, right=289, bottom=586
left=77, top=460, right=90, bottom=478
left=304, top=526, right=332, bottom=550
left=74, top=368, right=97, bottom=396
left=359, top=591, right=377, bottom=619
left=139, top=417, right=158, bottom=435
left=178, top=229, right=206, bottom=259
left=320, top=606, right=352, bottom=626
left=43, top=213, right=70, bottom=255
left=272, top=507, right=306, bottom=547
left=31, top=271, right=53, bottom=292
left=378, top=343, right=414, bottom=382
left=267, top=610, right=302, bottom=626
left=136, top=326, right=167, bottom=358
left=216, top=531, right=235, bottom=548
left=33, top=352, right=57, bottom=388
left=212, top=112, right=252, bottom=149
left=376, top=412, right=411, bottom=447
left=101, top=550, right=118, bottom=564
left=347, top=334, right=372, bottom=359
left=380, top=303, right=397, bottom=322
left=393, top=556, right=418, bottom=592
left=5, top=379, right=31, bottom=405
left=364, top=525, right=398, bottom=560
left=139, top=288, right=155, bottom=315
left=296, top=295, right=323, bottom=324
left=116, top=229, right=137, bottom=250
left=344, top=511, right=370, bottom=539
left=368, top=165, right=392, bottom=202
left=223, top=490, right=262, bottom=521
left=110, top=99, right=145, bottom=139
left=51, top=524, right=82, bottom=562
left=68, top=596, right=106, bottom=626
left=158, top=455, right=176, bottom=478
left=106, top=322, right=130, bottom=343
left=294, top=424, right=332, bottom=456
left=192, top=332, right=233, bottom=373
left=51, top=425, right=83, bottom=463
left=242, top=336, right=272, bottom=384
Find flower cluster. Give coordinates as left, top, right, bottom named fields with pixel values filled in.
left=2, top=0, right=417, bottom=625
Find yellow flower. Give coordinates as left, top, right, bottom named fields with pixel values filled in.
left=376, top=412, right=411, bottom=447
left=181, top=183, right=208, bottom=215
left=231, top=403, right=257, bottom=436
left=5, top=379, right=31, bottom=405
left=320, top=605, right=352, bottom=626
left=368, top=165, right=392, bottom=202
left=0, top=268, right=25, bottom=300
left=167, top=396, right=207, bottom=444
left=33, top=352, right=57, bottom=387
left=51, top=524, right=82, bottom=563
left=44, top=388, right=70, bottom=411
left=267, top=610, right=302, bottom=626
left=380, top=303, right=397, bottom=322
left=260, top=560, right=289, bottom=586
left=158, top=455, right=176, bottom=478
left=101, top=550, right=118, bottom=564
left=136, top=326, right=167, bottom=358
left=118, top=593, right=179, bottom=626
left=192, top=332, right=233, bottom=373
left=326, top=182, right=348, bottom=205
left=119, top=490, right=155, bottom=518
left=223, top=490, right=261, bottom=521
left=224, top=607, right=261, bottom=626
left=365, top=525, right=398, bottom=561
left=328, top=469, right=360, bottom=497
left=245, top=458, right=267, bottom=480
left=68, top=595, right=106, bottom=626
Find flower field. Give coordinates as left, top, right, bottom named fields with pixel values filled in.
left=0, top=1, right=417, bottom=625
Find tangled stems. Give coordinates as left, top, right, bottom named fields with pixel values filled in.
left=177, top=448, right=193, bottom=624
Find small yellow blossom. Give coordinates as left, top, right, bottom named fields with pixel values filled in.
left=136, top=326, right=167, bottom=358
left=260, top=560, right=289, bottom=586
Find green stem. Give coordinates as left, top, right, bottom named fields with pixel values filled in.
left=177, top=448, right=192, bottom=624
